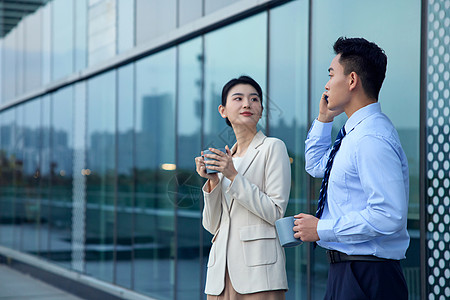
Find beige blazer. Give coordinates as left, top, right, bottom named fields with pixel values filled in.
left=202, top=131, right=291, bottom=295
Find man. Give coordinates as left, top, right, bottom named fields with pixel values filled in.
left=293, top=37, right=409, bottom=299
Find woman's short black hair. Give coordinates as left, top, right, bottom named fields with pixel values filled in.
left=221, top=75, right=263, bottom=127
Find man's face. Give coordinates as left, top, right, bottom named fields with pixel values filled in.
left=324, top=54, right=351, bottom=113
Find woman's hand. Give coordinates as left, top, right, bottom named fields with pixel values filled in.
left=202, top=145, right=238, bottom=182
left=195, top=152, right=219, bottom=191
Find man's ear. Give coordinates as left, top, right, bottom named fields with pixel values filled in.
left=349, top=72, right=358, bottom=91
left=218, top=105, right=226, bottom=119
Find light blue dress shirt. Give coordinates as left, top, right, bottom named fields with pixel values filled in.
left=305, top=103, right=410, bottom=260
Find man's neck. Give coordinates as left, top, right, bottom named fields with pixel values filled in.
left=345, top=96, right=377, bottom=118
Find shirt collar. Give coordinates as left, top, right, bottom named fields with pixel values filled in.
left=345, top=102, right=381, bottom=134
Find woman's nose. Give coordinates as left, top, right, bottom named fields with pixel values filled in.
left=242, top=98, right=251, bottom=107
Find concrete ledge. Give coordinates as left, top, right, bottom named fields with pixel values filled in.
left=0, top=245, right=156, bottom=300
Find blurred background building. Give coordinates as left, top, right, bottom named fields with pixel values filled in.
left=0, top=0, right=447, bottom=299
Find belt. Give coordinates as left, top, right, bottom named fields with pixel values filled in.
left=326, top=250, right=393, bottom=264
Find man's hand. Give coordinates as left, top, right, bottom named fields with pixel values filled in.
left=293, top=213, right=320, bottom=242
left=317, top=92, right=343, bottom=123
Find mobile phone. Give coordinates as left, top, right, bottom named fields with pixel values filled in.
left=324, top=95, right=328, bottom=102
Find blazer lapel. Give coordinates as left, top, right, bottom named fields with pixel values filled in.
left=228, top=131, right=266, bottom=211
left=235, top=131, right=265, bottom=176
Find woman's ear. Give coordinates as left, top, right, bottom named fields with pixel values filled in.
left=218, top=105, right=226, bottom=119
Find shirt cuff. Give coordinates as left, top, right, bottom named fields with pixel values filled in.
left=317, top=219, right=338, bottom=242
left=309, top=119, right=333, bottom=137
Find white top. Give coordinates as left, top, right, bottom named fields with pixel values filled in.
left=221, top=157, right=243, bottom=207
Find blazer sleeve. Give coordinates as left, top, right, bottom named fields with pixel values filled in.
left=202, top=180, right=223, bottom=235
left=226, top=139, right=291, bottom=225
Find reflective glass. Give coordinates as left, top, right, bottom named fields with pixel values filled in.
left=1, top=32, right=15, bottom=102
left=86, top=70, right=116, bottom=283
left=42, top=3, right=51, bottom=86
left=40, top=95, right=52, bottom=258
left=136, top=0, right=176, bottom=45
left=72, top=81, right=87, bottom=273
left=52, top=0, right=74, bottom=80
left=204, top=13, right=267, bottom=149
left=49, top=86, right=74, bottom=268
left=269, top=1, right=309, bottom=298
left=75, top=0, right=87, bottom=71
left=88, top=0, right=116, bottom=66
left=135, top=48, right=176, bottom=298
left=14, top=106, right=24, bottom=250
left=0, top=108, right=16, bottom=248
left=176, top=38, right=205, bottom=300
left=16, top=23, right=25, bottom=96
left=24, top=12, right=42, bottom=92
left=117, top=0, right=135, bottom=54
left=179, top=0, right=202, bottom=26
left=204, top=0, right=240, bottom=14
left=310, top=1, right=421, bottom=298
left=21, top=99, right=42, bottom=254
left=116, top=64, right=135, bottom=289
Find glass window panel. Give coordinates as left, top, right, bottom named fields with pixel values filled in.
left=0, top=40, right=2, bottom=99
left=14, top=106, right=25, bottom=250
left=24, top=12, right=43, bottom=92
left=268, top=1, right=309, bottom=299
left=40, top=95, right=52, bottom=257
left=16, top=22, right=25, bottom=97
left=52, top=0, right=74, bottom=80
left=116, top=64, right=134, bottom=289
left=310, top=1, right=421, bottom=298
left=0, top=108, right=16, bottom=248
left=42, top=2, right=52, bottom=86
left=204, top=0, right=240, bottom=14
left=75, top=0, right=88, bottom=71
left=176, top=37, right=205, bottom=300
left=50, top=86, right=73, bottom=268
left=179, top=0, right=203, bottom=26
left=204, top=13, right=267, bottom=149
left=1, top=33, right=16, bottom=102
left=117, top=0, right=135, bottom=54
left=21, top=99, right=42, bottom=254
left=88, top=0, right=116, bottom=66
left=86, top=70, right=116, bottom=283
left=135, top=48, right=176, bottom=299
left=135, top=0, right=176, bottom=45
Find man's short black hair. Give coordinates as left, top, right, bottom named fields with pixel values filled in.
left=333, top=37, right=387, bottom=100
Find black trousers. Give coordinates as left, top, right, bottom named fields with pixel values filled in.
left=324, top=260, right=408, bottom=300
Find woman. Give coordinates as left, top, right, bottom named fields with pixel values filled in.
left=195, top=76, right=291, bottom=299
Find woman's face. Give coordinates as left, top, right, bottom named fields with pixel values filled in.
left=219, top=84, right=262, bottom=128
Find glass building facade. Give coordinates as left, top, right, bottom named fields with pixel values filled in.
left=0, top=0, right=447, bottom=299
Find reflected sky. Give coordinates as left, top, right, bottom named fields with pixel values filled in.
left=311, top=0, right=421, bottom=129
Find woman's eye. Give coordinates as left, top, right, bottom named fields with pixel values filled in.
left=234, top=97, right=242, bottom=101
left=251, top=97, right=259, bottom=102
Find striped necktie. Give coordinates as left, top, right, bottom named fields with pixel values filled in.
left=315, top=126, right=346, bottom=219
